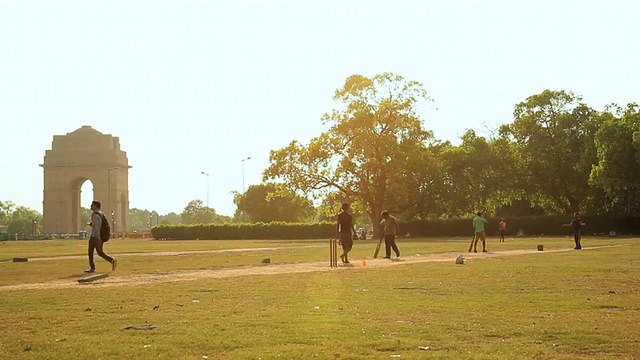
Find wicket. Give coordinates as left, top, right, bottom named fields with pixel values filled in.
left=330, top=238, right=338, bottom=268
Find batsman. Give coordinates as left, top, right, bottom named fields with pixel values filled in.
left=336, top=203, right=356, bottom=264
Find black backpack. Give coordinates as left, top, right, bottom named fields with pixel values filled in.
left=96, top=211, right=111, bottom=242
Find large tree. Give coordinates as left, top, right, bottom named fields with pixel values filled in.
left=383, top=140, right=451, bottom=220
left=504, top=90, right=600, bottom=214
left=180, top=199, right=230, bottom=224
left=0, top=200, right=15, bottom=226
left=590, top=103, right=640, bottom=214
left=158, top=212, right=181, bottom=225
left=128, top=208, right=153, bottom=230
left=263, top=73, right=434, bottom=234
left=233, top=183, right=314, bottom=223
left=3, top=203, right=42, bottom=235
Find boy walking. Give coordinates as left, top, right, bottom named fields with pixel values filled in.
left=86, top=201, right=117, bottom=273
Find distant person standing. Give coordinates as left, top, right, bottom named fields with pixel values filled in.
left=469, top=211, right=488, bottom=253
left=563, top=212, right=585, bottom=250
left=336, top=203, right=356, bottom=263
left=381, top=211, right=400, bottom=259
left=499, top=218, right=507, bottom=242
left=86, top=201, right=117, bottom=273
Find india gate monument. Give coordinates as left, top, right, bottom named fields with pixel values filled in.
left=41, top=126, right=131, bottom=234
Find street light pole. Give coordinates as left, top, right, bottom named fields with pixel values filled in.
left=107, top=166, right=119, bottom=237
left=201, top=171, right=210, bottom=209
left=241, top=157, right=251, bottom=222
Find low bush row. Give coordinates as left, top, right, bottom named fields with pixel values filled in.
left=150, top=216, right=640, bottom=240
left=151, top=221, right=334, bottom=240
left=403, top=215, right=640, bottom=237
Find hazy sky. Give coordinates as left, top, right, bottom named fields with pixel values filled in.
left=1, top=0, right=638, bottom=217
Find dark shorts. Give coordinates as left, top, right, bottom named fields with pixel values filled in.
left=340, top=233, right=353, bottom=251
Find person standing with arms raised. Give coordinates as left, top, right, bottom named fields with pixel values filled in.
left=469, top=211, right=488, bottom=253
left=563, top=212, right=585, bottom=250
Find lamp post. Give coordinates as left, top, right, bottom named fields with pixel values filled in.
left=241, top=157, right=251, bottom=222
left=200, top=171, right=210, bottom=209
left=107, top=166, right=119, bottom=237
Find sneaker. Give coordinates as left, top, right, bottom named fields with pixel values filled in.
left=111, top=258, right=118, bottom=271
left=482, top=249, right=488, bottom=253
left=383, top=256, right=391, bottom=259
left=84, top=268, right=95, bottom=273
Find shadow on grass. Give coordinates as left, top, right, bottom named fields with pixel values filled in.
left=58, top=273, right=88, bottom=279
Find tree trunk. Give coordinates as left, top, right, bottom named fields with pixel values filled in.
left=369, top=206, right=384, bottom=239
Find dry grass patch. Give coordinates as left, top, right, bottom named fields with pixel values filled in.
left=0, top=237, right=638, bottom=359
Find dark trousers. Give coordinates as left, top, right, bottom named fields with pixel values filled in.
left=573, top=229, right=582, bottom=249
left=88, top=236, right=113, bottom=269
left=384, top=235, right=400, bottom=257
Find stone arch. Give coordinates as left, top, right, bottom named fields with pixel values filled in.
left=41, top=126, right=131, bottom=234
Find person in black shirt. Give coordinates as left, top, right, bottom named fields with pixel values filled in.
left=563, top=212, right=586, bottom=250
left=336, top=203, right=356, bottom=263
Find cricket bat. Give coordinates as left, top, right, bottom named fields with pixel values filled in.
left=373, top=236, right=384, bottom=258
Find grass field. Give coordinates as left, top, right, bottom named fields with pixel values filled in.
left=0, top=236, right=639, bottom=359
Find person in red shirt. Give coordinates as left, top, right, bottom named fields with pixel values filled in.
left=499, top=218, right=507, bottom=242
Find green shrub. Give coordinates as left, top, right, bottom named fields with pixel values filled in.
left=403, top=215, right=640, bottom=237
left=151, top=216, right=640, bottom=240
left=151, top=222, right=334, bottom=240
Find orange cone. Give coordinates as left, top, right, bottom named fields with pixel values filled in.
left=362, top=258, right=367, bottom=266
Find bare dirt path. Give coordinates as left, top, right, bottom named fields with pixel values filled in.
left=8, top=245, right=324, bottom=262
left=0, top=245, right=626, bottom=292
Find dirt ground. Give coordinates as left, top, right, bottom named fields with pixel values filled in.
left=0, top=245, right=624, bottom=292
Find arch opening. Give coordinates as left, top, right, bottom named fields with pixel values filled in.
left=79, top=179, right=95, bottom=234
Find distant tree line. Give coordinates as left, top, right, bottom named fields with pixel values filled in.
left=0, top=201, right=42, bottom=235
left=263, top=73, right=640, bottom=234
left=4, top=74, right=639, bottom=235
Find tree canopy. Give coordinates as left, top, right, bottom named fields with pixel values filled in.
left=233, top=183, right=314, bottom=223
left=264, top=72, right=434, bottom=234
left=262, top=73, right=639, bottom=229
left=0, top=201, right=42, bottom=235
left=181, top=199, right=231, bottom=225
